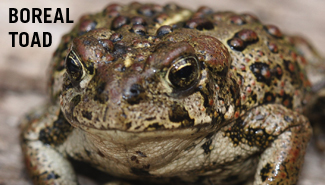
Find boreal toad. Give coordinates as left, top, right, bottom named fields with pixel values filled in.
left=20, top=3, right=324, bottom=185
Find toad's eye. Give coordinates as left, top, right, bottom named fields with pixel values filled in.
left=65, top=50, right=84, bottom=82
left=166, top=56, right=200, bottom=89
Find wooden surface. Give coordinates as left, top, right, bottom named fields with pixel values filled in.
left=0, top=0, right=324, bottom=184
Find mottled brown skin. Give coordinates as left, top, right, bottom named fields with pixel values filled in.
left=20, top=3, right=324, bottom=185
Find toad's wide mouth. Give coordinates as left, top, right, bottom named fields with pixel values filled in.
left=64, top=101, right=216, bottom=133
left=73, top=118, right=216, bottom=133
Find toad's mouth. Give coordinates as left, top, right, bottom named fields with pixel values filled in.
left=65, top=103, right=216, bottom=133
left=61, top=93, right=226, bottom=133
left=75, top=119, right=216, bottom=133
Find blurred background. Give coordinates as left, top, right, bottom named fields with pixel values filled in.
left=0, top=0, right=324, bottom=184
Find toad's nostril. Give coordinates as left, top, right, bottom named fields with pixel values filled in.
left=123, top=84, right=145, bottom=104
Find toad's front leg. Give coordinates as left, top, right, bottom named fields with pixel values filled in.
left=20, top=105, right=78, bottom=185
left=235, top=104, right=312, bottom=185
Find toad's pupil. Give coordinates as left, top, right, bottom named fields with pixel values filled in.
left=66, top=53, right=82, bottom=81
left=175, top=65, right=193, bottom=79
left=67, top=58, right=78, bottom=72
left=67, top=58, right=79, bottom=74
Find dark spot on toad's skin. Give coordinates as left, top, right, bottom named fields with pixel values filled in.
left=201, top=139, right=213, bottom=154
left=81, top=110, right=92, bottom=120
left=131, top=167, right=152, bottom=176
left=121, top=112, right=127, bottom=119
left=125, top=122, right=132, bottom=129
left=201, top=133, right=214, bottom=154
left=250, top=94, right=257, bottom=104
left=145, top=117, right=156, bottom=121
left=263, top=92, right=276, bottom=103
left=131, top=156, right=137, bottom=161
left=46, top=171, right=60, bottom=180
left=146, top=123, right=165, bottom=130
left=39, top=111, right=74, bottom=146
left=198, top=88, right=213, bottom=115
left=249, top=62, right=272, bottom=86
left=280, top=93, right=293, bottom=108
left=97, top=150, right=105, bottom=157
left=237, top=73, right=244, bottom=85
left=136, top=151, right=147, bottom=157
left=198, top=88, right=209, bottom=105
left=168, top=104, right=194, bottom=127
left=260, top=163, right=273, bottom=182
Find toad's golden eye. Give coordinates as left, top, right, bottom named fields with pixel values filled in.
left=65, top=50, right=84, bottom=83
left=166, top=56, right=200, bottom=89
